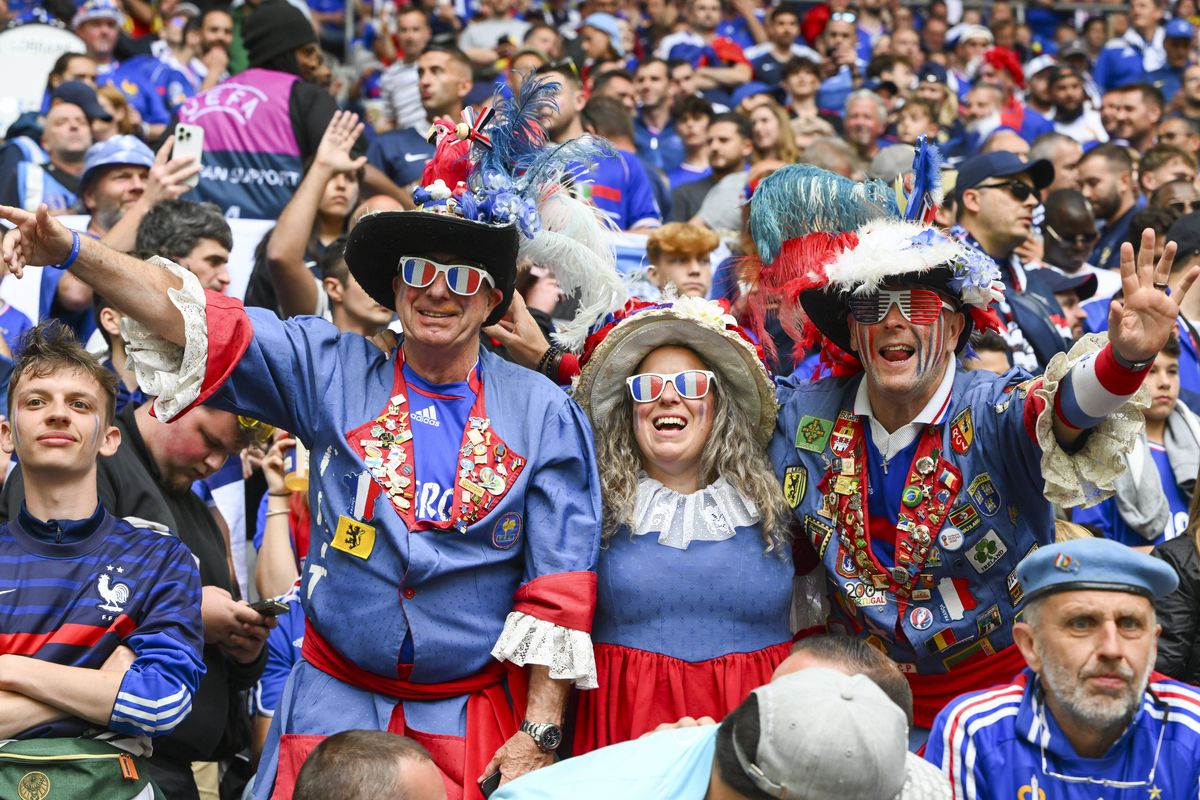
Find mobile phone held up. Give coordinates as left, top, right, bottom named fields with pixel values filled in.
left=172, top=123, right=204, bottom=189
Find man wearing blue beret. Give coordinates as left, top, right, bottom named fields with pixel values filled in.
left=926, top=537, right=1200, bottom=798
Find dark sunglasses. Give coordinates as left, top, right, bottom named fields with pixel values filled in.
left=1043, top=224, right=1099, bottom=247
left=1168, top=199, right=1200, bottom=215
left=976, top=180, right=1041, bottom=204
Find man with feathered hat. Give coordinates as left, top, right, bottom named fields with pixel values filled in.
left=0, top=81, right=605, bottom=800
left=749, top=159, right=1200, bottom=737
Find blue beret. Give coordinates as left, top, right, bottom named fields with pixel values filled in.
left=1017, top=538, right=1179, bottom=606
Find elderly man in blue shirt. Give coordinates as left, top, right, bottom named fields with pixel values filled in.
left=927, top=538, right=1200, bottom=799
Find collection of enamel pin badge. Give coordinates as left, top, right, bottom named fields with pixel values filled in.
left=357, top=391, right=526, bottom=532
left=815, top=410, right=964, bottom=602
left=359, top=393, right=416, bottom=512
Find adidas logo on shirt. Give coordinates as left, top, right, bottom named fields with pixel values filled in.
left=411, top=405, right=440, bottom=427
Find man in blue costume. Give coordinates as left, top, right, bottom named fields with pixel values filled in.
left=0, top=86, right=603, bottom=800
left=751, top=165, right=1198, bottom=734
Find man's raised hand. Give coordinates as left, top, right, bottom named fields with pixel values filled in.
left=1110, top=227, right=1200, bottom=364
left=0, top=205, right=74, bottom=279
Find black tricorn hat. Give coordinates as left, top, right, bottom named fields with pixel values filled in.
left=345, top=211, right=519, bottom=327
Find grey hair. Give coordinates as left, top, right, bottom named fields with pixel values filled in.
left=593, top=359, right=791, bottom=552
left=135, top=199, right=233, bottom=262
left=844, top=89, right=887, bottom=126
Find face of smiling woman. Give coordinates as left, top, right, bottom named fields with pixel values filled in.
left=630, top=345, right=716, bottom=491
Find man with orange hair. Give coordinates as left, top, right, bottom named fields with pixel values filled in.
left=643, top=222, right=720, bottom=299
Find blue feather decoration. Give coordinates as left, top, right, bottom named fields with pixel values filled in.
left=749, top=164, right=900, bottom=264
left=904, top=135, right=944, bottom=223
left=467, top=74, right=612, bottom=212
left=518, top=134, right=614, bottom=196
left=471, top=76, right=561, bottom=190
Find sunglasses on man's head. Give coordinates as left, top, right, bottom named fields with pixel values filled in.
left=399, top=257, right=495, bottom=297
left=1043, top=224, right=1099, bottom=247
left=236, top=415, right=276, bottom=447
left=626, top=370, right=715, bottom=403
left=848, top=288, right=953, bottom=326
left=975, top=180, right=1041, bottom=205
left=830, top=11, right=857, bottom=23
left=535, top=59, right=580, bottom=81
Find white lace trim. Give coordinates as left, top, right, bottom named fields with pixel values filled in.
left=1034, top=332, right=1148, bottom=509
left=121, top=257, right=210, bottom=423
left=490, top=612, right=598, bottom=689
left=632, top=474, right=761, bottom=550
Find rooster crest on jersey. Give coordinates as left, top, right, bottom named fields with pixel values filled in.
left=97, top=571, right=131, bottom=613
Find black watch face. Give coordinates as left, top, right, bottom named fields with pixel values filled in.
left=540, top=725, right=563, bottom=751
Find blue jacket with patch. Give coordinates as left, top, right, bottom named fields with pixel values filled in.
left=770, top=367, right=1056, bottom=677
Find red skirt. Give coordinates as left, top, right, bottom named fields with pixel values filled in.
left=573, top=641, right=791, bottom=754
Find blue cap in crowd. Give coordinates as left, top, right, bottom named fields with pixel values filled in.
left=51, top=81, right=112, bottom=123
left=81, top=135, right=155, bottom=189
left=917, top=62, right=948, bottom=86
left=582, top=13, right=623, bottom=56
left=1016, top=538, right=1179, bottom=606
left=1166, top=18, right=1195, bottom=39
left=72, top=0, right=124, bottom=29
left=1167, top=210, right=1200, bottom=260
left=730, top=81, right=784, bottom=107
left=1032, top=269, right=1097, bottom=300
left=956, top=151, right=1055, bottom=197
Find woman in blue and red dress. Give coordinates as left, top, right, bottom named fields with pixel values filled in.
left=571, top=296, right=809, bottom=752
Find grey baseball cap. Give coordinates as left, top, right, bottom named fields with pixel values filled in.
left=733, top=669, right=909, bottom=800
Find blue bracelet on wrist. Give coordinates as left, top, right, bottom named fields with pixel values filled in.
left=50, top=230, right=81, bottom=270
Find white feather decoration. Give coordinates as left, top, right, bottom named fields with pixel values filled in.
left=518, top=189, right=627, bottom=352
left=825, top=219, right=966, bottom=292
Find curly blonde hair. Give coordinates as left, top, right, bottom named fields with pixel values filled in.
left=593, top=351, right=791, bottom=552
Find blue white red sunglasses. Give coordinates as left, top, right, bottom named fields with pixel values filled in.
left=399, top=257, right=495, bottom=296
left=626, top=370, right=716, bottom=403
left=847, top=288, right=953, bottom=326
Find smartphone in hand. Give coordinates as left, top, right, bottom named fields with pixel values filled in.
left=480, top=772, right=502, bottom=798
left=172, top=123, right=204, bottom=189
left=248, top=599, right=289, bottom=618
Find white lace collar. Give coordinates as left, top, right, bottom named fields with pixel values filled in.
left=631, top=473, right=761, bottom=550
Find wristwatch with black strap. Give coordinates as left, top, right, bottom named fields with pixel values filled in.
left=519, top=720, right=563, bottom=752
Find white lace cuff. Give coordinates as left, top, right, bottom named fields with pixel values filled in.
left=490, top=611, right=598, bottom=689
left=121, top=257, right=210, bottom=423
left=1034, top=332, right=1148, bottom=508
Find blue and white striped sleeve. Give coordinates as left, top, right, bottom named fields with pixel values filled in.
left=108, top=537, right=206, bottom=737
